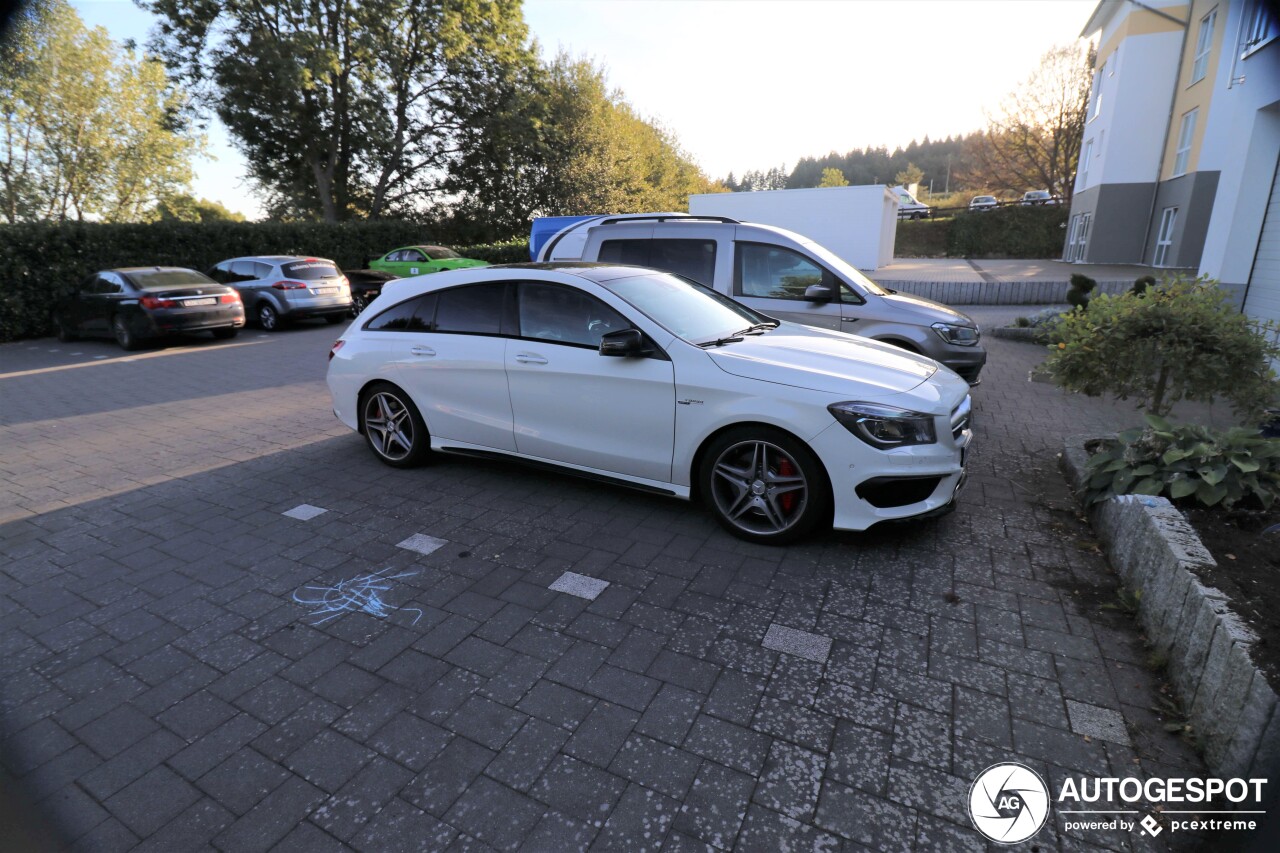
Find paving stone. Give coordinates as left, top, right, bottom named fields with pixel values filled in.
left=403, top=736, right=496, bottom=817
left=103, top=765, right=201, bottom=839
left=585, top=665, right=660, bottom=712
left=350, top=798, right=458, bottom=852
left=310, top=756, right=415, bottom=842
left=522, top=809, right=598, bottom=852
left=213, top=776, right=329, bottom=853
left=752, top=740, right=825, bottom=821
left=516, top=679, right=598, bottom=732
left=396, top=533, right=448, bottom=556
left=634, top=683, right=704, bottom=746
left=684, top=714, right=771, bottom=776
left=737, top=802, right=842, bottom=852
left=608, top=732, right=702, bottom=800
left=282, top=504, right=328, bottom=521
left=285, top=729, right=378, bottom=793
left=1066, top=699, right=1132, bottom=746
left=532, top=754, right=627, bottom=828
left=550, top=571, right=610, bottom=601
left=814, top=779, right=918, bottom=850
left=591, top=783, right=677, bottom=852
left=703, top=669, right=766, bottom=726
left=671, top=760, right=754, bottom=849
left=751, top=695, right=835, bottom=753
left=565, top=701, right=639, bottom=768
left=762, top=623, right=832, bottom=664
left=445, top=775, right=546, bottom=851
left=826, top=720, right=892, bottom=795
left=484, top=717, right=570, bottom=791
left=646, top=650, right=719, bottom=695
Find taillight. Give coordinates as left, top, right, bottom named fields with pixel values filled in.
left=139, top=295, right=176, bottom=309
left=273, top=280, right=308, bottom=290
left=219, top=292, right=240, bottom=304
left=329, top=340, right=345, bottom=361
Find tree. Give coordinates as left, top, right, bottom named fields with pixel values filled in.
left=0, top=0, right=200, bottom=222
left=893, top=162, right=924, bottom=188
left=817, top=168, right=848, bottom=187
left=144, top=0, right=537, bottom=222
left=961, top=43, right=1093, bottom=199
left=148, top=193, right=246, bottom=222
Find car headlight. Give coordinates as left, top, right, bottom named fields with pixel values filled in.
left=828, top=402, right=937, bottom=448
left=931, top=322, right=980, bottom=346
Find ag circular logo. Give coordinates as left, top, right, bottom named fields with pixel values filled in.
left=968, top=762, right=1051, bottom=844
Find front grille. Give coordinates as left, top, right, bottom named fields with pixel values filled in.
left=950, top=395, right=972, bottom=440
left=856, top=476, right=943, bottom=508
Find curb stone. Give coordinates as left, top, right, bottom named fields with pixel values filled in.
left=1061, top=435, right=1280, bottom=780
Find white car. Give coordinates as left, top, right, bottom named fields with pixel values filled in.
left=327, top=264, right=972, bottom=543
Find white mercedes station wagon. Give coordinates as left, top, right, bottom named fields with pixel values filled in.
left=326, top=263, right=973, bottom=543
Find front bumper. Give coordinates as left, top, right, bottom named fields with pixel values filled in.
left=939, top=348, right=987, bottom=385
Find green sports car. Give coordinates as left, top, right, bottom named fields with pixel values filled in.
left=367, top=245, right=489, bottom=277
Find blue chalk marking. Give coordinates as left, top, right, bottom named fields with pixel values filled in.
left=292, top=567, right=423, bottom=626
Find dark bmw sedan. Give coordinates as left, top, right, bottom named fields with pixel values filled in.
left=53, top=267, right=245, bottom=350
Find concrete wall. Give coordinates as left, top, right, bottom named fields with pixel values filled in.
left=1071, top=182, right=1159, bottom=263
left=1144, top=170, right=1221, bottom=267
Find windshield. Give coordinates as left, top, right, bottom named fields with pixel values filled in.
left=600, top=272, right=767, bottom=344
left=796, top=240, right=888, bottom=296
left=423, top=246, right=460, bottom=260
left=126, top=270, right=218, bottom=289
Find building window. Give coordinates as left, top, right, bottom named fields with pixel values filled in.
left=1078, top=139, right=1093, bottom=186
left=1154, top=207, right=1178, bottom=267
left=1173, top=109, right=1198, bottom=176
left=1191, top=8, right=1216, bottom=83
left=1242, top=0, right=1278, bottom=57
left=1089, top=64, right=1104, bottom=119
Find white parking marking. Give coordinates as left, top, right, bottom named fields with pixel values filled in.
left=283, top=504, right=328, bottom=521
left=396, top=533, right=447, bottom=556
left=762, top=623, right=832, bottom=664
left=549, top=571, right=610, bottom=601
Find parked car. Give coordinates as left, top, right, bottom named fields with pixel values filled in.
left=367, top=245, right=489, bottom=278
left=53, top=267, right=244, bottom=351
left=206, top=256, right=352, bottom=330
left=968, top=195, right=999, bottom=212
left=344, top=269, right=400, bottom=316
left=1019, top=190, right=1057, bottom=206
left=327, top=263, right=972, bottom=543
left=531, top=213, right=986, bottom=384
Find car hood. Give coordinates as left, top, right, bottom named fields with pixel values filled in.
left=705, top=325, right=940, bottom=397
left=878, top=291, right=974, bottom=326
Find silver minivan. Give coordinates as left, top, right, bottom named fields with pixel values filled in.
left=208, top=255, right=352, bottom=330
left=533, top=215, right=986, bottom=383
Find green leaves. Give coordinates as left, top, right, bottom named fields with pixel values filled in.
left=1044, top=275, right=1280, bottom=420
left=1084, top=422, right=1280, bottom=510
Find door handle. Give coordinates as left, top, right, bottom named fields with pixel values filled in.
left=515, top=353, right=548, bottom=365
left=410, top=345, right=435, bottom=356
left=841, top=317, right=859, bottom=323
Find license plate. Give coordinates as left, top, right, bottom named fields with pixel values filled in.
left=184, top=298, right=217, bottom=306
left=313, top=287, right=338, bottom=295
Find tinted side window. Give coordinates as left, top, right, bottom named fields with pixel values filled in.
left=253, top=262, right=274, bottom=279
left=518, top=283, right=628, bottom=348
left=599, top=239, right=716, bottom=286
left=434, top=283, right=505, bottom=335
left=97, top=273, right=124, bottom=294
left=597, top=240, right=649, bottom=266
left=365, top=293, right=437, bottom=332
left=229, top=260, right=258, bottom=282
left=734, top=243, right=828, bottom=301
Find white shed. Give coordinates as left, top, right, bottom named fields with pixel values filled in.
left=688, top=185, right=898, bottom=270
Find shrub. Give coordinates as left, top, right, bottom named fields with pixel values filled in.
left=0, top=220, right=527, bottom=341
left=1132, top=275, right=1155, bottom=295
left=894, top=218, right=950, bottom=258
left=1045, top=275, right=1280, bottom=419
left=945, top=204, right=1069, bottom=258
left=1066, top=274, right=1096, bottom=309
left=1085, top=415, right=1280, bottom=509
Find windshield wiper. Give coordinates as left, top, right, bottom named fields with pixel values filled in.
left=733, top=322, right=778, bottom=336
left=698, top=335, right=745, bottom=348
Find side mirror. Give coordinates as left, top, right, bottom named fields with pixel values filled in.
left=599, top=328, right=646, bottom=357
left=804, top=284, right=834, bottom=303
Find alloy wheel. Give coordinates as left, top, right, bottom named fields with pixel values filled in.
left=709, top=439, right=808, bottom=536
left=363, top=391, right=415, bottom=461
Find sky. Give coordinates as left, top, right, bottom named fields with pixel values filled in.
left=69, top=0, right=1096, bottom=219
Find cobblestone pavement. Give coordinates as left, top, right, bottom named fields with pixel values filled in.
left=0, top=314, right=1211, bottom=851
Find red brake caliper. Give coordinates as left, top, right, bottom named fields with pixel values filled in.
left=776, top=457, right=796, bottom=514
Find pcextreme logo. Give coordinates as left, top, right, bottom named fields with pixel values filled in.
left=966, top=764, right=1269, bottom=844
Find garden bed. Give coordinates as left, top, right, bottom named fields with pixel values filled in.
left=1182, top=506, right=1280, bottom=686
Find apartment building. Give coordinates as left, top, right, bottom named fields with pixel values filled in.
left=1066, top=0, right=1279, bottom=329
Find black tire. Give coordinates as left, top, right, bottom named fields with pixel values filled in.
left=350, top=292, right=371, bottom=317
left=211, top=327, right=239, bottom=340
left=257, top=303, right=281, bottom=331
left=54, top=313, right=77, bottom=342
left=325, top=314, right=345, bottom=325
left=698, top=425, right=831, bottom=544
left=359, top=382, right=431, bottom=468
left=112, top=315, right=141, bottom=351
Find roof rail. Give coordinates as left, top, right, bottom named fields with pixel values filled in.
left=596, top=214, right=740, bottom=226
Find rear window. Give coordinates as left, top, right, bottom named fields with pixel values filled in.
left=126, top=270, right=218, bottom=289
left=282, top=260, right=340, bottom=280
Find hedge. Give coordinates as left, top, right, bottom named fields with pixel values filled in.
left=0, top=220, right=530, bottom=341
left=895, top=205, right=1070, bottom=259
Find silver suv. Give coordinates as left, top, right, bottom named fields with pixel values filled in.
left=207, top=256, right=352, bottom=330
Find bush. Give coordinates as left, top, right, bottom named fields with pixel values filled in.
left=1066, top=274, right=1096, bottom=309
left=1085, top=415, right=1280, bottom=509
left=0, top=221, right=527, bottom=341
left=945, top=204, right=1069, bottom=258
left=1045, top=275, right=1280, bottom=419
left=894, top=218, right=950, bottom=258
